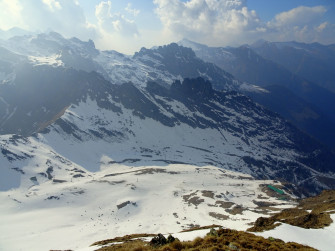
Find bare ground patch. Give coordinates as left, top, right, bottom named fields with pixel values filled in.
left=209, top=212, right=229, bottom=220
left=248, top=189, right=335, bottom=232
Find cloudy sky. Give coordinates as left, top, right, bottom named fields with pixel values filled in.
left=0, top=0, right=334, bottom=54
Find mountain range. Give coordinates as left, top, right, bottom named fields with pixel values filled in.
left=252, top=40, right=335, bottom=94
left=179, top=39, right=335, bottom=150
left=0, top=32, right=335, bottom=250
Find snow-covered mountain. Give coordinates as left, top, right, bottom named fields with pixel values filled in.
left=0, top=161, right=296, bottom=250
left=178, top=39, right=335, bottom=126
left=2, top=75, right=335, bottom=193
left=250, top=40, right=335, bottom=125
left=178, top=39, right=335, bottom=150
left=1, top=33, right=335, bottom=250
left=1, top=32, right=335, bottom=196
left=0, top=32, right=242, bottom=136
left=251, top=40, right=335, bottom=94
left=0, top=32, right=239, bottom=90
left=132, top=43, right=239, bottom=91
left=0, top=27, right=34, bottom=40
left=1, top=76, right=335, bottom=250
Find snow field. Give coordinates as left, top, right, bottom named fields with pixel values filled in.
left=0, top=164, right=292, bottom=251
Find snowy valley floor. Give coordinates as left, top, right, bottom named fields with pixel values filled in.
left=0, top=164, right=334, bottom=251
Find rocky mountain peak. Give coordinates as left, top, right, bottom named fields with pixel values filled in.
left=134, top=43, right=197, bottom=62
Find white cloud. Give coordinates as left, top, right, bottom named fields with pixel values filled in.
left=42, top=0, right=62, bottom=12
left=0, top=0, right=25, bottom=30
left=125, top=3, right=140, bottom=17
left=266, top=6, right=334, bottom=44
left=153, top=0, right=335, bottom=46
left=95, top=1, right=139, bottom=37
left=270, top=6, right=326, bottom=28
left=316, top=22, right=328, bottom=32
left=0, top=0, right=96, bottom=40
left=153, top=0, right=264, bottom=46
left=314, top=22, right=335, bottom=44
left=1, top=0, right=334, bottom=54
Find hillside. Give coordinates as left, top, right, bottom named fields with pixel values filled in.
left=178, top=39, right=335, bottom=150
left=1, top=33, right=335, bottom=251
left=89, top=190, right=335, bottom=251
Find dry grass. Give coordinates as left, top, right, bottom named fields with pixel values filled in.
left=208, top=212, right=229, bottom=220
left=201, top=190, right=215, bottom=199
left=214, top=201, right=234, bottom=209
left=92, top=191, right=335, bottom=250
left=91, top=233, right=156, bottom=246
left=49, top=250, right=73, bottom=251
left=182, top=191, right=205, bottom=207
left=180, top=224, right=221, bottom=233
left=299, top=190, right=335, bottom=212
left=248, top=189, right=335, bottom=232
left=225, top=205, right=244, bottom=215
left=94, top=228, right=316, bottom=251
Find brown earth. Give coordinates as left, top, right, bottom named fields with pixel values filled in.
left=93, top=228, right=316, bottom=251
left=248, top=189, right=335, bottom=232
left=90, top=191, right=335, bottom=251
left=92, top=233, right=156, bottom=246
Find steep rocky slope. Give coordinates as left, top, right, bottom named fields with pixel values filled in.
left=178, top=39, right=335, bottom=149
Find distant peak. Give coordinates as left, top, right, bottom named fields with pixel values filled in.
left=34, top=31, right=65, bottom=41
left=177, top=38, right=208, bottom=50
left=7, top=27, right=28, bottom=33
left=251, top=39, right=269, bottom=48
left=48, top=31, right=64, bottom=40
left=239, top=44, right=251, bottom=49
left=134, top=42, right=196, bottom=59
left=0, top=27, right=33, bottom=39
left=179, top=38, right=194, bottom=44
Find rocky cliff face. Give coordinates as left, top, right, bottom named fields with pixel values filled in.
left=1, top=76, right=335, bottom=195
left=178, top=39, right=335, bottom=150
left=1, top=33, right=335, bottom=251
left=1, top=33, right=335, bottom=196
left=0, top=33, right=242, bottom=137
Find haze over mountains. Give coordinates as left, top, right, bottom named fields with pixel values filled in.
left=0, top=31, right=335, bottom=250
left=179, top=39, right=335, bottom=150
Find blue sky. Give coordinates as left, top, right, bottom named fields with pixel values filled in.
left=248, top=0, right=334, bottom=21
left=0, top=0, right=334, bottom=54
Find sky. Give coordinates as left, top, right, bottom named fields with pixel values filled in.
left=0, top=0, right=334, bottom=54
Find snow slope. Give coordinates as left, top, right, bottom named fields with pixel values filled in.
left=0, top=34, right=335, bottom=251
left=0, top=163, right=295, bottom=251
left=1, top=78, right=335, bottom=250
left=0, top=32, right=243, bottom=136
left=257, top=214, right=335, bottom=251
left=178, top=39, right=335, bottom=149
left=0, top=32, right=239, bottom=90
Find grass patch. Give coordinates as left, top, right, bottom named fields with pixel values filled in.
left=93, top=228, right=316, bottom=251
left=248, top=189, right=335, bottom=232
left=180, top=224, right=221, bottom=233
left=225, top=205, right=244, bottom=215
left=91, top=233, right=156, bottom=246
left=215, top=201, right=234, bottom=209
left=201, top=190, right=215, bottom=199
left=208, top=212, right=229, bottom=220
